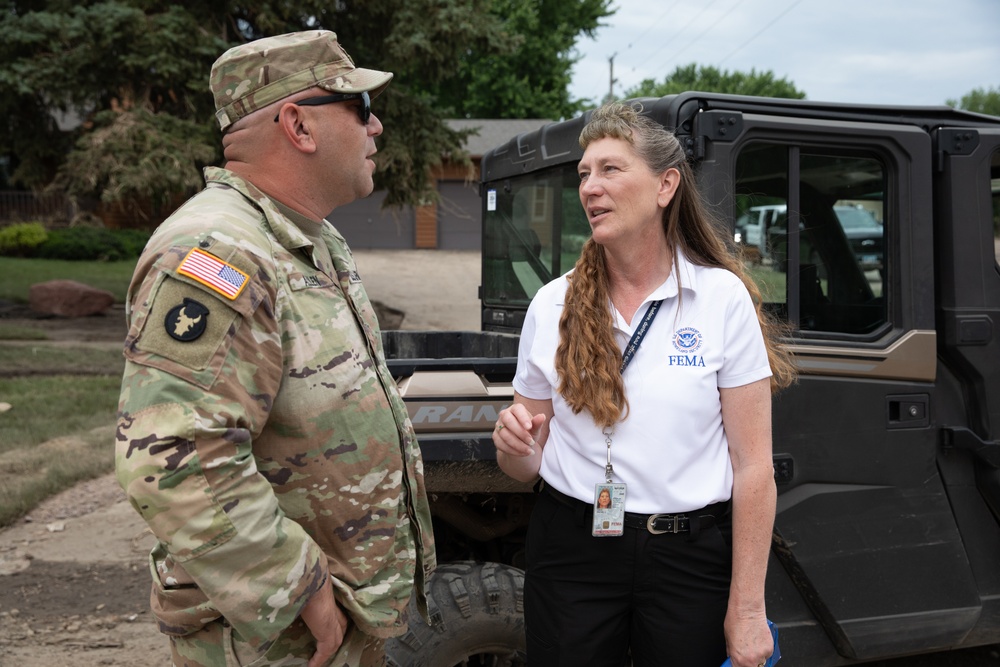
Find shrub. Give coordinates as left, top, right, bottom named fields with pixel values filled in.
left=112, top=228, right=154, bottom=258
left=0, top=222, right=48, bottom=256
left=33, top=226, right=151, bottom=261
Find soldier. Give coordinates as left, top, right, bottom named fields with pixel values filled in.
left=114, top=30, right=435, bottom=667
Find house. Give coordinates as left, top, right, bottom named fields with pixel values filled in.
left=330, top=119, right=551, bottom=250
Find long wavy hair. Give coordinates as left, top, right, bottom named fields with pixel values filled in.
left=555, top=102, right=796, bottom=428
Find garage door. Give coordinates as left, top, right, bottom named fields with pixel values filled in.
left=327, top=191, right=415, bottom=249
left=437, top=181, right=481, bottom=250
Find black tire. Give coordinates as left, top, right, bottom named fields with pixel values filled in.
left=386, top=561, right=527, bottom=667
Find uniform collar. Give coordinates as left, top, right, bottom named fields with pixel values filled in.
left=204, top=166, right=315, bottom=253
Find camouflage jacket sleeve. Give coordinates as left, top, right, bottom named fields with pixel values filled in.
left=115, top=193, right=327, bottom=649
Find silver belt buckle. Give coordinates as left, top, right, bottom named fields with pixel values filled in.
left=646, top=513, right=679, bottom=534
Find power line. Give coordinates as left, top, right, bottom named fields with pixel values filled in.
left=624, top=1, right=685, bottom=50
left=623, top=0, right=723, bottom=83
left=612, top=0, right=686, bottom=89
left=718, top=0, right=804, bottom=65
left=654, top=0, right=748, bottom=74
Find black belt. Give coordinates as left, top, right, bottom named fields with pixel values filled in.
left=542, top=483, right=730, bottom=535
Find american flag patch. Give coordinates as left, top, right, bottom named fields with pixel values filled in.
left=177, top=248, right=249, bottom=300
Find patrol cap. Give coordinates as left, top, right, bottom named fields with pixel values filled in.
left=210, top=30, right=393, bottom=131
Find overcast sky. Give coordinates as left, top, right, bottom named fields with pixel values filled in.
left=569, top=0, right=1000, bottom=108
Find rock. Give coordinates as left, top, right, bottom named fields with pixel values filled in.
left=28, top=280, right=115, bottom=318
left=0, top=553, right=32, bottom=576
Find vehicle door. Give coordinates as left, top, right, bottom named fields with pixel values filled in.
left=934, top=124, right=1000, bottom=647
left=693, top=109, right=981, bottom=664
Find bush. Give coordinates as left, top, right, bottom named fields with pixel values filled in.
left=0, top=222, right=48, bottom=256
left=113, top=228, right=154, bottom=258
left=32, top=226, right=151, bottom=261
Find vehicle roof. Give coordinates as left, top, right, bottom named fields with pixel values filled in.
left=481, top=91, right=1000, bottom=183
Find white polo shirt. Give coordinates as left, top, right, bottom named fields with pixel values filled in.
left=513, top=250, right=772, bottom=514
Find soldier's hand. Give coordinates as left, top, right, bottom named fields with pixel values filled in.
left=301, top=577, right=348, bottom=667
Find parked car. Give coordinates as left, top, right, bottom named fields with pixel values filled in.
left=833, top=204, right=883, bottom=271
left=738, top=203, right=883, bottom=272
left=734, top=204, right=786, bottom=261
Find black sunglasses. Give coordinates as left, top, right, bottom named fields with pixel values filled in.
left=273, top=91, right=371, bottom=125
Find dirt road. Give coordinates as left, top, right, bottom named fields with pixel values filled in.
left=0, top=469, right=162, bottom=666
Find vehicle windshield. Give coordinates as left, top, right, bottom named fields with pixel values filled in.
left=834, top=206, right=882, bottom=230
left=481, top=164, right=589, bottom=319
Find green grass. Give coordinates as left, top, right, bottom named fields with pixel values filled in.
left=0, top=256, right=134, bottom=525
left=0, top=256, right=136, bottom=303
left=0, top=344, right=125, bottom=376
left=0, top=324, right=48, bottom=340
left=0, top=332, right=125, bottom=525
left=0, top=422, right=116, bottom=528
left=0, top=373, right=121, bottom=526
left=747, top=265, right=787, bottom=303
left=746, top=262, right=884, bottom=303
left=0, top=374, right=121, bottom=456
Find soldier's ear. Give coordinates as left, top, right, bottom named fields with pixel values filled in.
left=275, top=105, right=318, bottom=155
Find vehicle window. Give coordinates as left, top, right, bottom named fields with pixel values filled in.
left=482, top=167, right=588, bottom=308
left=735, top=144, right=888, bottom=336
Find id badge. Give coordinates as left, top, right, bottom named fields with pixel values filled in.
left=592, top=483, right=626, bottom=537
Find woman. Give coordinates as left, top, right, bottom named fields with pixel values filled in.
left=493, top=101, right=795, bottom=667
left=597, top=486, right=612, bottom=509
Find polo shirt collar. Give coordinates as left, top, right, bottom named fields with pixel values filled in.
left=644, top=247, right=698, bottom=302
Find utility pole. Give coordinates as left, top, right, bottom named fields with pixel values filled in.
left=606, top=53, right=619, bottom=103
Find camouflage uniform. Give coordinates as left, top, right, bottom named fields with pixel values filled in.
left=115, top=162, right=435, bottom=664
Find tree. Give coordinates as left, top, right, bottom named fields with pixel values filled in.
left=947, top=85, right=1000, bottom=118
left=0, top=0, right=610, bottom=220
left=0, top=2, right=228, bottom=220
left=430, top=0, right=613, bottom=120
left=622, top=64, right=806, bottom=100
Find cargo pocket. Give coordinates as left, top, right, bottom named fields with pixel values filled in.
left=223, top=617, right=313, bottom=667
left=148, top=544, right=221, bottom=637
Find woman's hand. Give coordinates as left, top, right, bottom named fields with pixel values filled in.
left=724, top=613, right=774, bottom=667
left=493, top=403, right=544, bottom=457
left=493, top=393, right=551, bottom=483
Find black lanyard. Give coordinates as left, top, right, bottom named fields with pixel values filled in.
left=619, top=300, right=662, bottom=374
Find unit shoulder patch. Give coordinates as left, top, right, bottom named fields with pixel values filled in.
left=133, top=277, right=241, bottom=376
left=165, top=298, right=210, bottom=342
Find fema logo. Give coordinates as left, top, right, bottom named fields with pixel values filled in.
left=672, top=327, right=703, bottom=354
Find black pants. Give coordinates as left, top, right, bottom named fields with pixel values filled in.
left=524, top=488, right=733, bottom=667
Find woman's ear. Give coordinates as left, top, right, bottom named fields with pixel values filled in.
left=657, top=167, right=681, bottom=208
